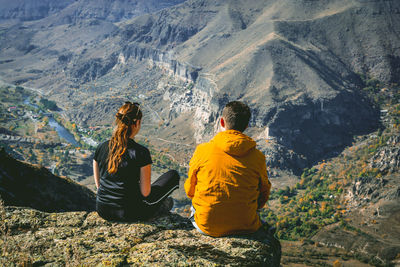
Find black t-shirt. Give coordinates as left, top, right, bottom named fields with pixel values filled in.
left=94, top=139, right=152, bottom=208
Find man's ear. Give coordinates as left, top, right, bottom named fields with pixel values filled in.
left=220, top=117, right=225, bottom=128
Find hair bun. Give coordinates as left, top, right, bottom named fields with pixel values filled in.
left=121, top=115, right=131, bottom=125
left=116, top=113, right=132, bottom=125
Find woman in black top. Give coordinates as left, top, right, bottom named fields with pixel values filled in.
left=93, top=101, right=179, bottom=221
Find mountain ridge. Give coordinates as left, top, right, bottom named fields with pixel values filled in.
left=1, top=0, right=399, bottom=173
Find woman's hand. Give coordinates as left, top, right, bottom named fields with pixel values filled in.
left=140, top=164, right=151, bottom=197
left=93, top=159, right=100, bottom=190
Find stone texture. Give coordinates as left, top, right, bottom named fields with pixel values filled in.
left=369, top=136, right=400, bottom=174
left=0, top=206, right=281, bottom=266
left=0, top=149, right=281, bottom=266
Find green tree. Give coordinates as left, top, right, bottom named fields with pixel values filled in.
left=40, top=98, right=58, bottom=111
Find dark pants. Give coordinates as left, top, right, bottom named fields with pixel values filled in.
left=97, top=170, right=180, bottom=222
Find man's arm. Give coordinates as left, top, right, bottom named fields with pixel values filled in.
left=258, top=160, right=271, bottom=209
left=184, top=169, right=198, bottom=199
left=184, top=147, right=200, bottom=199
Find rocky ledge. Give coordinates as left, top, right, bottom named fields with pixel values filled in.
left=0, top=206, right=281, bottom=266
left=0, top=149, right=280, bottom=266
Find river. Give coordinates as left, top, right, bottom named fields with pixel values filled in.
left=48, top=117, right=79, bottom=146
left=24, top=97, right=79, bottom=146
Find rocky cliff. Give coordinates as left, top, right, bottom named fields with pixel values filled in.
left=0, top=150, right=281, bottom=266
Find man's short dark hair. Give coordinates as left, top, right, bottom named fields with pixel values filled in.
left=222, top=101, right=251, bottom=132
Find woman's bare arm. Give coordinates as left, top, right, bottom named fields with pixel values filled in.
left=93, top=159, right=100, bottom=190
left=140, top=164, right=151, bottom=197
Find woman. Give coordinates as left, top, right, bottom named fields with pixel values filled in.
left=93, top=101, right=179, bottom=221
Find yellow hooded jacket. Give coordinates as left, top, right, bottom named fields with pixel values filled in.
left=185, top=130, right=271, bottom=237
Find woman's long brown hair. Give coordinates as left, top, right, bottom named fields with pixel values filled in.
left=107, top=102, right=142, bottom=174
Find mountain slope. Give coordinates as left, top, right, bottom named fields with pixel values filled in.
left=0, top=0, right=186, bottom=23
left=0, top=0, right=74, bottom=22
left=260, top=83, right=400, bottom=266
left=0, top=148, right=95, bottom=212
left=0, top=0, right=399, bottom=173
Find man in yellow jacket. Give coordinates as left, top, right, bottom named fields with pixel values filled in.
left=185, top=101, right=271, bottom=237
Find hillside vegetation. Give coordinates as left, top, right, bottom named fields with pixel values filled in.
left=261, top=80, right=400, bottom=266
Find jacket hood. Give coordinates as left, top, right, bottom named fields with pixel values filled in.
left=212, top=130, right=256, bottom=156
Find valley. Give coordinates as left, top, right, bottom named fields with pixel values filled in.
left=1, top=0, right=400, bottom=266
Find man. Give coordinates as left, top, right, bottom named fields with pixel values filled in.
left=185, top=101, right=271, bottom=237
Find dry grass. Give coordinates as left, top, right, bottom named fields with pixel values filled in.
left=0, top=200, right=34, bottom=265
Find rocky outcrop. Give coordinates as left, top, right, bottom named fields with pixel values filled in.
left=346, top=177, right=393, bottom=207
left=369, top=136, right=400, bottom=174
left=0, top=150, right=281, bottom=266
left=0, top=206, right=281, bottom=266
left=0, top=148, right=95, bottom=212
left=122, top=45, right=202, bottom=82
left=345, top=136, right=400, bottom=209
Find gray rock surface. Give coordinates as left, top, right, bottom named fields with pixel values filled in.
left=369, top=136, right=400, bottom=173
left=0, top=149, right=281, bottom=266
left=0, top=206, right=281, bottom=266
